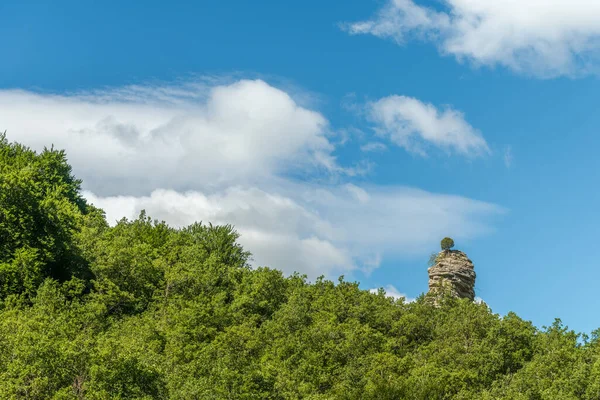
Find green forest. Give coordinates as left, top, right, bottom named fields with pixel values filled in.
left=2, top=133, right=600, bottom=400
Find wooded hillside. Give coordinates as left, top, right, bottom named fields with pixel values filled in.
left=1, top=134, right=598, bottom=399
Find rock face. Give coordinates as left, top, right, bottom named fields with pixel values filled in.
left=428, top=250, right=476, bottom=301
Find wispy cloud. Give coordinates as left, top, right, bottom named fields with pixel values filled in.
left=342, top=0, right=600, bottom=77
left=360, top=142, right=387, bottom=152
left=369, top=95, right=489, bottom=157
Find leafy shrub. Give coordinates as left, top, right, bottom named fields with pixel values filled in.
left=441, top=237, right=455, bottom=251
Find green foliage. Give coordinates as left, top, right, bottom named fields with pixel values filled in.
left=3, top=136, right=600, bottom=399
left=0, top=134, right=91, bottom=299
left=441, top=236, right=455, bottom=251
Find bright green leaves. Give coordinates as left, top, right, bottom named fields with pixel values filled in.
left=88, top=213, right=171, bottom=315
left=0, top=247, right=45, bottom=299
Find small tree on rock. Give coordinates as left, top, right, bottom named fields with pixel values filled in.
left=441, top=237, right=455, bottom=252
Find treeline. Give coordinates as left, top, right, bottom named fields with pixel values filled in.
left=1, top=134, right=600, bottom=399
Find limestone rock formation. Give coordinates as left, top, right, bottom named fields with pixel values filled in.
left=428, top=250, right=476, bottom=301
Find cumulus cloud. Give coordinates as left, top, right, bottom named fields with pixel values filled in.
left=370, top=285, right=416, bottom=302
left=1, top=79, right=502, bottom=278
left=0, top=79, right=338, bottom=196
left=343, top=0, right=600, bottom=77
left=369, top=95, right=489, bottom=156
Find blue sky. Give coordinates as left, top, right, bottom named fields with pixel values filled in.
left=3, top=0, right=600, bottom=335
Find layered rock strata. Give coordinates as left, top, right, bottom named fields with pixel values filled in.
left=428, top=250, right=476, bottom=301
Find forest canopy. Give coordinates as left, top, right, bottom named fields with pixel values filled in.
left=2, top=134, right=600, bottom=399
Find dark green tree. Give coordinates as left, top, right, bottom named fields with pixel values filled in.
left=441, top=237, right=455, bottom=252
left=0, top=133, right=92, bottom=299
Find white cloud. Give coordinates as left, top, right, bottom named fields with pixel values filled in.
left=343, top=0, right=600, bottom=77
left=369, top=285, right=416, bottom=302
left=83, top=187, right=353, bottom=277
left=1, top=79, right=503, bottom=279
left=369, top=95, right=489, bottom=156
left=85, top=184, right=502, bottom=277
left=0, top=79, right=338, bottom=196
